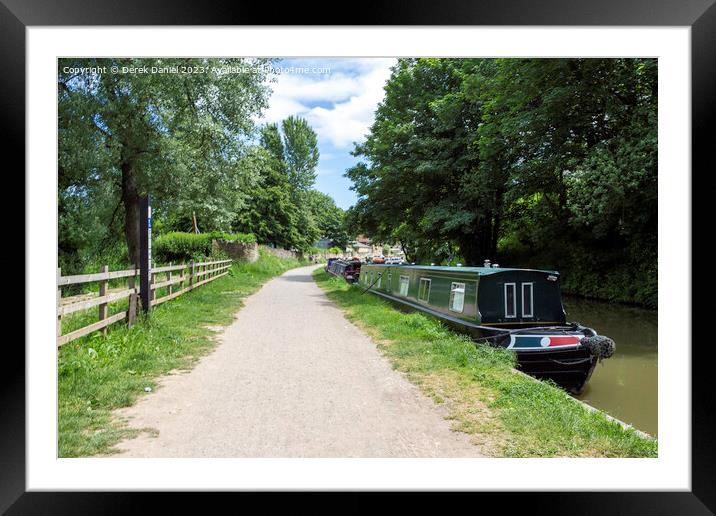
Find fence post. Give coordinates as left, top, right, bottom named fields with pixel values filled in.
left=57, top=267, right=62, bottom=342
left=168, top=262, right=173, bottom=296
left=127, top=269, right=137, bottom=327
left=189, top=261, right=195, bottom=289
left=99, top=265, right=109, bottom=336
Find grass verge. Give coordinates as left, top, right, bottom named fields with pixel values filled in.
left=313, top=269, right=657, bottom=458
left=58, top=250, right=307, bottom=457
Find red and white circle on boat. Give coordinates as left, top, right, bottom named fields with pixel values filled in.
left=541, top=335, right=582, bottom=347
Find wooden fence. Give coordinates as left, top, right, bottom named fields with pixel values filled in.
left=57, top=259, right=233, bottom=347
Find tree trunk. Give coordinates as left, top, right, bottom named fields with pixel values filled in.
left=491, top=185, right=504, bottom=259
left=491, top=212, right=501, bottom=259
left=121, top=160, right=141, bottom=267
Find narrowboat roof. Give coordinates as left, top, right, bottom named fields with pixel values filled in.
left=363, top=264, right=559, bottom=276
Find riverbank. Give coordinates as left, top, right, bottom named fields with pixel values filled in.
left=58, top=250, right=308, bottom=457
left=313, top=270, right=657, bottom=457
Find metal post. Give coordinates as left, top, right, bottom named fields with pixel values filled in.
left=127, top=270, right=137, bottom=327
left=57, top=267, right=62, bottom=342
left=99, top=265, right=109, bottom=336
left=139, top=195, right=152, bottom=313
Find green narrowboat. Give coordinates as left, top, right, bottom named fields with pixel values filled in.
left=358, top=263, right=615, bottom=394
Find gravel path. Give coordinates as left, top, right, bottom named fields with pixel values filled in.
left=112, top=264, right=484, bottom=457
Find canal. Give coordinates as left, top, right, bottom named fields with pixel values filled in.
left=563, top=295, right=658, bottom=436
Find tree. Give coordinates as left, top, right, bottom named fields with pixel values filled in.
left=347, top=58, right=501, bottom=265
left=232, top=146, right=301, bottom=249
left=281, top=116, right=319, bottom=192
left=304, top=190, right=349, bottom=249
left=478, top=59, right=657, bottom=266
left=58, top=57, right=272, bottom=266
left=242, top=117, right=324, bottom=251
left=345, top=58, right=657, bottom=305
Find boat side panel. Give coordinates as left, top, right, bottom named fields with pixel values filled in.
left=362, top=264, right=480, bottom=324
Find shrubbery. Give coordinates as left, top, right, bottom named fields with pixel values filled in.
left=153, top=232, right=256, bottom=264
left=499, top=241, right=657, bottom=308
left=213, top=232, right=257, bottom=244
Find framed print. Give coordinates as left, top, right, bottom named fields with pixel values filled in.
left=6, top=0, right=712, bottom=512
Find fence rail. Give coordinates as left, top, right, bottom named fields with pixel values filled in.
left=57, top=259, right=232, bottom=347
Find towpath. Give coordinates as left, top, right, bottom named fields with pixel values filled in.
left=113, top=264, right=483, bottom=457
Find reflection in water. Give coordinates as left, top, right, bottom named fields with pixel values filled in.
left=563, top=296, right=658, bottom=436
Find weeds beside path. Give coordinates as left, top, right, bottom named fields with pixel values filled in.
left=58, top=251, right=307, bottom=457
left=313, top=270, right=657, bottom=458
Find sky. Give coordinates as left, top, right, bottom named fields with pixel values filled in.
left=255, top=58, right=397, bottom=210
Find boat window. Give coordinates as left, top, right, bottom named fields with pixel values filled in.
left=399, top=275, right=410, bottom=296
left=449, top=282, right=465, bottom=313
left=505, top=283, right=517, bottom=318
left=418, top=278, right=431, bottom=303
left=522, top=283, right=533, bottom=317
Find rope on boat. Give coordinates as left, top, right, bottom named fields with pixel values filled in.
left=360, top=272, right=383, bottom=295
left=550, top=357, right=594, bottom=365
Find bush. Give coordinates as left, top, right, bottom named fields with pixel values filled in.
left=208, top=231, right=256, bottom=244
left=499, top=240, right=656, bottom=308
left=153, top=232, right=256, bottom=264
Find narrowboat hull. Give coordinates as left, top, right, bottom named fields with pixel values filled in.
left=515, top=347, right=597, bottom=394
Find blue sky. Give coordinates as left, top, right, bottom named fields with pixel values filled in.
left=255, top=58, right=397, bottom=210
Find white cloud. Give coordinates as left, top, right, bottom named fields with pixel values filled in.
left=258, top=58, right=396, bottom=149
left=261, top=94, right=308, bottom=125
left=270, top=72, right=363, bottom=103
left=315, top=165, right=336, bottom=177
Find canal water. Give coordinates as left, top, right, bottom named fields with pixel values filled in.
left=563, top=296, right=658, bottom=436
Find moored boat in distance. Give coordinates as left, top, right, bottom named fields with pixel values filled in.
left=358, top=262, right=615, bottom=394
left=327, top=258, right=362, bottom=283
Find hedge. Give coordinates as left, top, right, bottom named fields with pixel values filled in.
left=153, top=232, right=256, bottom=263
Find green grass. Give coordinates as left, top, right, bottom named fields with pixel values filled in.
left=58, top=250, right=307, bottom=457
left=313, top=270, right=657, bottom=458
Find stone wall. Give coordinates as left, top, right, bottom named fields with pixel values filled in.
left=212, top=240, right=259, bottom=263
left=260, top=246, right=303, bottom=261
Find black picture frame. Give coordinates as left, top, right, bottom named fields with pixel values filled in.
left=5, top=0, right=711, bottom=512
